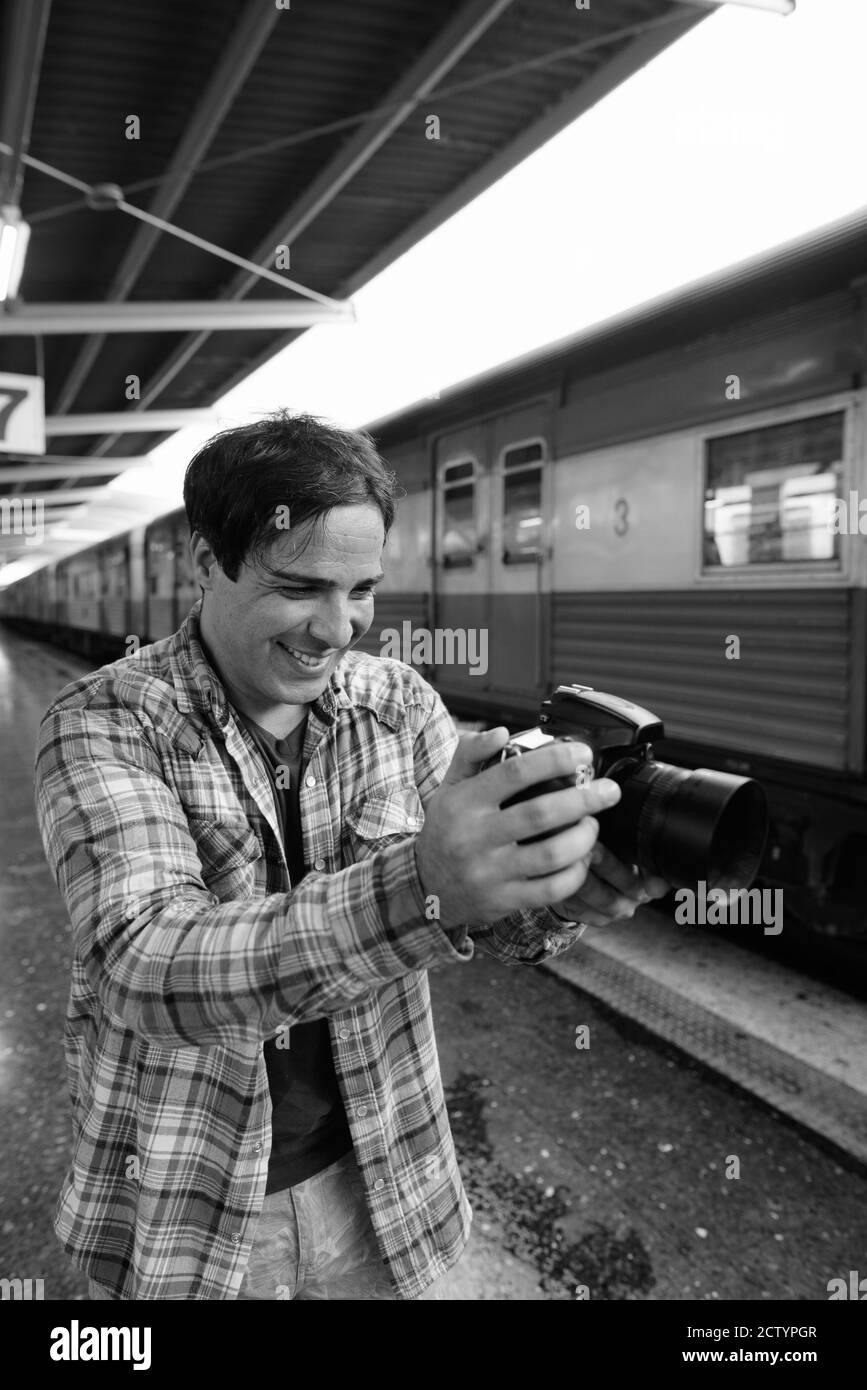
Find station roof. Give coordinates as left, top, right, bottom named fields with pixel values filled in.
left=0, top=0, right=705, bottom=571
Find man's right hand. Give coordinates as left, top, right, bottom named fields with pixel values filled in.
left=414, top=727, right=622, bottom=929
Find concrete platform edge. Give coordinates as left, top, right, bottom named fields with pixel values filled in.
left=541, top=944, right=867, bottom=1168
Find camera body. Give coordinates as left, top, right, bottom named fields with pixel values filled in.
left=487, top=684, right=768, bottom=891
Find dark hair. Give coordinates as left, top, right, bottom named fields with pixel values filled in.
left=183, top=410, right=399, bottom=581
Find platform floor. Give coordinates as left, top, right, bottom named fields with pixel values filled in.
left=1, top=625, right=865, bottom=1301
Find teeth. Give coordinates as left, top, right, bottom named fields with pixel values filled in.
left=282, top=644, right=326, bottom=667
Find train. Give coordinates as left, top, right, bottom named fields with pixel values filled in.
left=3, top=209, right=867, bottom=980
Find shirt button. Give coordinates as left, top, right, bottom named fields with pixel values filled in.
left=305, top=776, right=316, bottom=788
left=356, top=1105, right=368, bottom=1118
left=253, top=1142, right=263, bottom=1154
left=338, top=1027, right=351, bottom=1040
left=313, top=857, right=326, bottom=871
left=405, top=815, right=419, bottom=829
left=231, top=1233, right=241, bottom=1245
left=373, top=1178, right=385, bottom=1192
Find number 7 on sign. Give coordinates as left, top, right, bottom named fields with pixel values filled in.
left=0, top=372, right=45, bottom=454
left=0, top=388, right=28, bottom=441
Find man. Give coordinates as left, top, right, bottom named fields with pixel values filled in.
left=35, top=412, right=665, bottom=1300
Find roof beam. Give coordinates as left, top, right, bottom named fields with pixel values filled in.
left=4, top=489, right=102, bottom=506
left=233, top=0, right=519, bottom=274
left=338, top=10, right=708, bottom=301
left=678, top=1, right=794, bottom=12
left=85, top=0, right=518, bottom=457
left=193, top=5, right=711, bottom=411
left=0, top=458, right=149, bottom=482
left=51, top=0, right=281, bottom=415
left=0, top=0, right=52, bottom=205
left=45, top=409, right=218, bottom=436
left=0, top=300, right=353, bottom=335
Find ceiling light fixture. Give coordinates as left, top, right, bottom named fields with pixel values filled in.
left=0, top=205, right=31, bottom=302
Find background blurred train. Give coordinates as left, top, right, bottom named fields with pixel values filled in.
left=3, top=211, right=867, bottom=984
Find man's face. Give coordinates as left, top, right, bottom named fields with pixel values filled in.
left=193, top=503, right=385, bottom=729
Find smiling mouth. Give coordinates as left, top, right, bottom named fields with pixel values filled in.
left=276, top=641, right=332, bottom=670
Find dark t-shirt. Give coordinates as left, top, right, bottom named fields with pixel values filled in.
left=236, top=709, right=352, bottom=1193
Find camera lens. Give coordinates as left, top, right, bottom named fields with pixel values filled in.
left=599, top=759, right=768, bottom=891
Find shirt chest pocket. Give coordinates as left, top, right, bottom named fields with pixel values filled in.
left=187, top=817, right=264, bottom=900
left=343, top=786, right=425, bottom=863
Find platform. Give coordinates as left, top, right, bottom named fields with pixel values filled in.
left=544, top=916, right=867, bottom=1165
left=1, top=624, right=865, bottom=1302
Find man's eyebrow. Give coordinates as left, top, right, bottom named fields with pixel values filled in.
left=265, top=571, right=385, bottom=586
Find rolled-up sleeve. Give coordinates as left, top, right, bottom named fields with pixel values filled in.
left=35, top=702, right=472, bottom=1052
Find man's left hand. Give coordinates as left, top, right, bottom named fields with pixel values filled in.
left=553, top=842, right=668, bottom=928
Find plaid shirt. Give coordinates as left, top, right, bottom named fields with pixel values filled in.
left=34, top=601, right=585, bottom=1300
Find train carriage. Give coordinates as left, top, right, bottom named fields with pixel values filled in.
left=362, top=215, right=867, bottom=951
left=3, top=211, right=867, bottom=963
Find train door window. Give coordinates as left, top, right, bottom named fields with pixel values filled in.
left=703, top=412, right=843, bottom=567
left=147, top=524, right=174, bottom=595
left=439, top=458, right=479, bottom=567
left=103, top=544, right=127, bottom=596
left=501, top=440, right=545, bottom=563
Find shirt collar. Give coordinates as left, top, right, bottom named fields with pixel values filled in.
left=168, top=599, right=355, bottom=730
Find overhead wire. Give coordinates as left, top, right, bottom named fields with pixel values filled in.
left=21, top=11, right=685, bottom=228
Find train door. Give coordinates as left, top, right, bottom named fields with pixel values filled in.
left=488, top=404, right=550, bottom=697
left=67, top=552, right=101, bottom=633
left=146, top=519, right=176, bottom=639
left=432, top=423, right=491, bottom=698
left=432, top=404, right=551, bottom=707
left=102, top=539, right=130, bottom=640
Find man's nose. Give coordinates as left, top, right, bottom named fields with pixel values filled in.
left=307, top=594, right=354, bottom=649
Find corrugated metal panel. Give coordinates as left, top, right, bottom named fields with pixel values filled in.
left=356, top=592, right=429, bottom=659
left=146, top=597, right=175, bottom=642
left=103, top=596, right=128, bottom=638
left=551, top=588, right=857, bottom=773
left=66, top=599, right=101, bottom=632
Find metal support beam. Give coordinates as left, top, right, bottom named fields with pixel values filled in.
left=678, top=1, right=794, bottom=13
left=86, top=0, right=518, bottom=457
left=45, top=409, right=219, bottom=436
left=0, top=458, right=149, bottom=482
left=52, top=0, right=280, bottom=415
left=0, top=0, right=52, bottom=205
left=201, top=5, right=712, bottom=410
left=4, top=489, right=102, bottom=506
left=0, top=300, right=354, bottom=335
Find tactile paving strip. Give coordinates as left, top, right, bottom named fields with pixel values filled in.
left=543, top=947, right=867, bottom=1166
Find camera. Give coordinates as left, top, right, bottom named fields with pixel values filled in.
left=485, top=684, right=768, bottom=891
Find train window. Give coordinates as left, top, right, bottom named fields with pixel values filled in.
left=703, top=412, right=843, bottom=567
left=103, top=544, right=127, bottom=596
left=147, top=526, right=174, bottom=596
left=440, top=458, right=478, bottom=568
left=502, top=440, right=544, bottom=563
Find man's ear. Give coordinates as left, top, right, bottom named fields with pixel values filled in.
left=190, top=531, right=220, bottom=590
